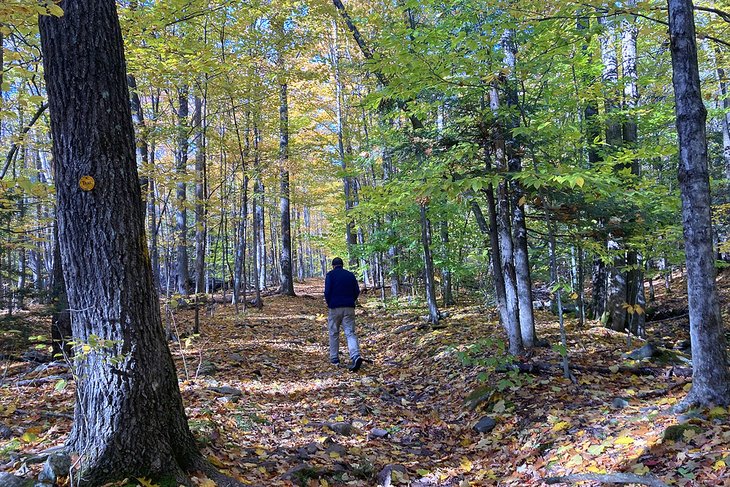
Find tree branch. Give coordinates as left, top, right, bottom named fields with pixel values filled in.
left=545, top=472, right=669, bottom=487
left=2, top=103, right=49, bottom=180
left=331, top=0, right=424, bottom=129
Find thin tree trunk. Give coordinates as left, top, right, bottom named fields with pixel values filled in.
left=278, top=77, right=295, bottom=296
left=192, top=96, right=207, bottom=295
left=440, top=220, right=454, bottom=306
left=420, top=203, right=439, bottom=324
left=668, top=0, right=730, bottom=408
left=490, top=84, right=523, bottom=354
left=332, top=21, right=357, bottom=265
left=175, top=86, right=190, bottom=295
left=622, top=0, right=646, bottom=336
left=252, top=118, right=263, bottom=308
left=502, top=30, right=535, bottom=348
left=50, top=223, right=71, bottom=360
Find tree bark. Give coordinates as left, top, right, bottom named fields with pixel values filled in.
left=667, top=0, right=730, bottom=408
left=621, top=0, right=646, bottom=336
left=50, top=223, right=70, bottom=360
left=193, top=95, right=207, bottom=295
left=278, top=79, right=295, bottom=296
left=38, top=2, right=240, bottom=484
left=332, top=21, right=357, bottom=265
left=490, top=84, right=522, bottom=355
left=175, top=86, right=190, bottom=295
left=420, top=203, right=440, bottom=324
left=252, top=119, right=264, bottom=308
left=599, top=15, right=628, bottom=331
left=502, top=29, right=535, bottom=348
left=440, top=220, right=454, bottom=306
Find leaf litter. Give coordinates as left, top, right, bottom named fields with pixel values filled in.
left=0, top=277, right=729, bottom=486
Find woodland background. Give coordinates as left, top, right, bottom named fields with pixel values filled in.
left=1, top=0, right=730, bottom=486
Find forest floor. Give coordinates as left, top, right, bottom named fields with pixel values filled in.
left=1, top=275, right=730, bottom=487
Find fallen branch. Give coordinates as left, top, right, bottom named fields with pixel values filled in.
left=13, top=374, right=72, bottom=387
left=501, top=362, right=691, bottom=378
left=544, top=472, right=669, bottom=486
left=15, top=408, right=74, bottom=419
left=636, top=380, right=692, bottom=399
left=646, top=313, right=689, bottom=324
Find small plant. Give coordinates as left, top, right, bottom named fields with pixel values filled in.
left=457, top=338, right=531, bottom=391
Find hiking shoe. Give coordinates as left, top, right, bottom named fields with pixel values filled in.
left=330, top=359, right=340, bottom=367
left=349, top=356, right=363, bottom=372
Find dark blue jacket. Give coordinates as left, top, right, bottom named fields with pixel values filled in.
left=324, top=266, right=360, bottom=308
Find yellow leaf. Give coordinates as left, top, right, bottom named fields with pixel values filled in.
left=569, top=292, right=578, bottom=300
left=575, top=176, right=585, bottom=188
left=47, top=3, right=64, bottom=17
left=614, top=436, right=634, bottom=445
left=518, top=195, right=527, bottom=206
left=20, top=432, right=37, bottom=443
left=460, top=457, right=473, bottom=473
left=136, top=478, right=158, bottom=487
left=713, top=460, right=726, bottom=471
left=255, top=448, right=267, bottom=458
left=207, top=455, right=227, bottom=467
left=632, top=463, right=650, bottom=475
left=683, top=383, right=692, bottom=392
left=682, top=428, right=697, bottom=441
left=329, top=452, right=341, bottom=459
left=199, top=480, right=216, bottom=487
left=335, top=415, right=344, bottom=422
left=709, top=407, right=727, bottom=418
left=587, top=465, right=605, bottom=474
left=320, top=480, right=329, bottom=487
left=552, top=421, right=570, bottom=432
left=566, top=453, right=583, bottom=467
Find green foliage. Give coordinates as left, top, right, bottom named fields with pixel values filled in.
left=457, top=338, right=530, bottom=391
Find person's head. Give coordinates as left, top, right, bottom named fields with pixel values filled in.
left=332, top=257, right=344, bottom=268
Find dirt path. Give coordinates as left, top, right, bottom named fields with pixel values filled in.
left=1, top=278, right=728, bottom=486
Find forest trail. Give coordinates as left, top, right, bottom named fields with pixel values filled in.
left=1, top=278, right=729, bottom=486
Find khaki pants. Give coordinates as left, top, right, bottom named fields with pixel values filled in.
left=328, top=307, right=360, bottom=363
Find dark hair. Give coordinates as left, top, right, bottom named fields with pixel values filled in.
left=332, top=257, right=344, bottom=267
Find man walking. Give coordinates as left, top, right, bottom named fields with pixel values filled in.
left=324, top=257, right=363, bottom=371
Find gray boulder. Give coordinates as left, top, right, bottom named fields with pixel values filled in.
left=474, top=416, right=497, bottom=433
left=325, top=422, right=353, bottom=436
left=0, top=473, right=29, bottom=487
left=38, top=453, right=72, bottom=484
left=626, top=342, right=659, bottom=360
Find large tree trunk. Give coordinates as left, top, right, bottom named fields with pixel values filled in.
left=667, top=0, right=730, bottom=408
left=38, top=2, right=239, bottom=484
left=278, top=79, right=295, bottom=296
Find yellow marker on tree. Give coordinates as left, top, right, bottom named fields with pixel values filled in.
left=79, top=175, right=95, bottom=191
